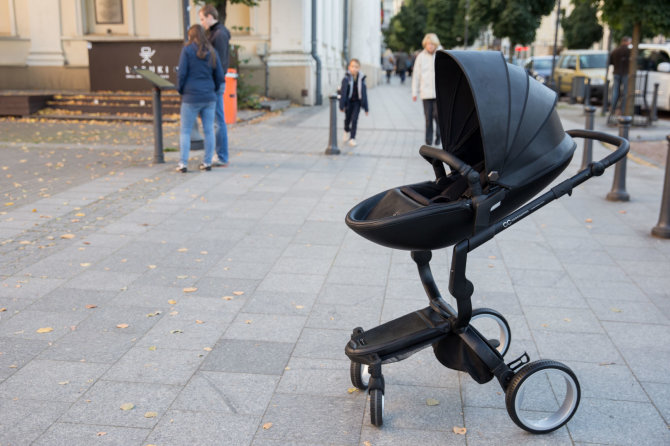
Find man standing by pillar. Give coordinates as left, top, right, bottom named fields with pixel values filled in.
left=609, top=36, right=631, bottom=116
left=199, top=4, right=231, bottom=167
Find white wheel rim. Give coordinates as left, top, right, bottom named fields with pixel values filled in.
left=361, top=364, right=369, bottom=387
left=471, top=312, right=510, bottom=355
left=514, top=367, right=579, bottom=432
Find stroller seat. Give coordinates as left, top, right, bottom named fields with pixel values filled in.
left=346, top=50, right=575, bottom=251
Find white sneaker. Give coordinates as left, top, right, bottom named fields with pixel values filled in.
left=348, top=138, right=357, bottom=147
left=343, top=131, right=350, bottom=142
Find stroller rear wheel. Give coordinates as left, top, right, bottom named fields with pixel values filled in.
left=350, top=361, right=369, bottom=390
left=369, top=388, right=384, bottom=426
left=471, top=308, right=511, bottom=357
left=505, top=360, right=580, bottom=434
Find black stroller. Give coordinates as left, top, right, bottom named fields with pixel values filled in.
left=343, top=50, right=629, bottom=434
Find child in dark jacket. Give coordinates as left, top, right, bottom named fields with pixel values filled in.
left=339, top=59, right=369, bottom=147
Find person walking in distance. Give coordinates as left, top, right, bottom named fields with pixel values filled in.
left=382, top=49, right=395, bottom=84
left=412, top=33, right=442, bottom=146
left=176, top=25, right=224, bottom=173
left=610, top=36, right=631, bottom=115
left=339, top=59, right=369, bottom=147
left=199, top=4, right=231, bottom=167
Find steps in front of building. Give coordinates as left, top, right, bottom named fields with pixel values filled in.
left=34, top=91, right=181, bottom=122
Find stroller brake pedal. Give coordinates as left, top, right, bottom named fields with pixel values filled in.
left=507, top=352, right=530, bottom=372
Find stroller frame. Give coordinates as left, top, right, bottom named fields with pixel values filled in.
left=345, top=129, right=629, bottom=434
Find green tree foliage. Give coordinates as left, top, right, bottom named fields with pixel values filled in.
left=384, top=0, right=485, bottom=51
left=600, top=0, right=670, bottom=115
left=561, top=0, right=602, bottom=49
left=383, top=0, right=429, bottom=52
left=470, top=0, right=555, bottom=58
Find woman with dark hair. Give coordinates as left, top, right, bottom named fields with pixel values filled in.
left=176, top=24, right=224, bottom=173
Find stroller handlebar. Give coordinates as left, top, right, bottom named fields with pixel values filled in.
left=566, top=129, right=630, bottom=174
left=420, top=145, right=482, bottom=195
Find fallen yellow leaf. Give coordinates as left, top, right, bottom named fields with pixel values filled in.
left=168, top=299, right=177, bottom=305
left=611, top=307, right=622, bottom=313
left=426, top=398, right=440, bottom=406
left=58, top=381, right=69, bottom=385
left=222, top=296, right=234, bottom=301
left=60, top=234, right=75, bottom=239
left=97, top=432, right=107, bottom=437
left=120, top=403, right=134, bottom=411
left=36, top=327, right=54, bottom=333
left=233, top=291, right=244, bottom=296
left=585, top=218, right=593, bottom=223
left=262, top=422, right=273, bottom=430
left=80, top=263, right=91, bottom=267
left=148, top=265, right=157, bottom=269
left=347, top=387, right=360, bottom=394
left=183, top=287, right=197, bottom=293
left=144, top=411, right=158, bottom=418
left=453, top=426, right=467, bottom=435
left=85, top=304, right=97, bottom=309
left=149, top=346, right=157, bottom=351
left=0, top=307, right=6, bottom=312
left=195, top=320, right=204, bottom=324
left=177, top=248, right=188, bottom=252
left=203, top=347, right=212, bottom=351
left=116, top=323, right=129, bottom=329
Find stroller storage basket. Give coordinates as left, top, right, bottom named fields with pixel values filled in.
left=342, top=50, right=630, bottom=434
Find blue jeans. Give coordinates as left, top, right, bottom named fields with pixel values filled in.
left=215, top=86, right=229, bottom=163
left=611, top=74, right=628, bottom=113
left=180, top=101, right=215, bottom=166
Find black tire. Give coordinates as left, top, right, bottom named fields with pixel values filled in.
left=471, top=307, right=512, bottom=357
left=350, top=361, right=369, bottom=390
left=505, top=360, right=580, bottom=434
left=370, top=388, right=384, bottom=426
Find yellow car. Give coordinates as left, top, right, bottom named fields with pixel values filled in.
left=555, top=50, right=608, bottom=101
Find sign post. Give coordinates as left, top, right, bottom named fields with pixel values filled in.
left=133, top=69, right=176, bottom=164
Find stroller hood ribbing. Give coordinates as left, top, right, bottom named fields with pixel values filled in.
left=435, top=50, right=575, bottom=190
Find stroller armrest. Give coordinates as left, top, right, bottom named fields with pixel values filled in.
left=566, top=129, right=630, bottom=174
left=420, top=145, right=482, bottom=196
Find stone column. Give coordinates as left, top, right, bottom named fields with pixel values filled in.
left=26, top=0, right=65, bottom=66
left=349, top=0, right=380, bottom=87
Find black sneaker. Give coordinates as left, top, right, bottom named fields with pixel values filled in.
left=199, top=163, right=212, bottom=171
left=176, top=164, right=187, bottom=173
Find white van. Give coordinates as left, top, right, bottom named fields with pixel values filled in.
left=637, top=43, right=670, bottom=111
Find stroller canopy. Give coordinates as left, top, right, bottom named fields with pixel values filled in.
left=435, top=50, right=575, bottom=189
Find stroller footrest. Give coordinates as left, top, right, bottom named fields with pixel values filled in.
left=346, top=307, right=450, bottom=360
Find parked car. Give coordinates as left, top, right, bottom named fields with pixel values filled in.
left=524, top=55, right=559, bottom=85
left=637, top=43, right=670, bottom=111
left=555, top=50, right=608, bottom=101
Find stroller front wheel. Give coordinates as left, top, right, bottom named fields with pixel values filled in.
left=369, top=388, right=384, bottom=426
left=350, top=361, right=369, bottom=390
left=471, top=308, right=512, bottom=357
left=505, top=360, right=580, bottom=434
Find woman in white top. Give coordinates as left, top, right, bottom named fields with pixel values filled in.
left=412, top=33, right=441, bottom=146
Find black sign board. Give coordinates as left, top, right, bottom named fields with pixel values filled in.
left=88, top=40, right=183, bottom=91
left=133, top=68, right=175, bottom=90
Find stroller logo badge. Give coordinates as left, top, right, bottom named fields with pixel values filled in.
left=139, top=46, right=156, bottom=64
left=503, top=219, right=512, bottom=228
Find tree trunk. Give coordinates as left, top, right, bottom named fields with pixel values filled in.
left=217, top=0, right=228, bottom=24
left=624, top=21, right=640, bottom=117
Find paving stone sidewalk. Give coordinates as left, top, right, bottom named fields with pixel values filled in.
left=1, top=78, right=669, bottom=445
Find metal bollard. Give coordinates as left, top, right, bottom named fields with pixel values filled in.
left=325, top=94, right=340, bottom=155
left=151, top=87, right=165, bottom=164
left=584, top=78, right=592, bottom=107
left=651, top=135, right=670, bottom=238
left=601, top=79, right=609, bottom=116
left=651, top=83, right=659, bottom=122
left=606, top=116, right=632, bottom=202
left=580, top=106, right=596, bottom=170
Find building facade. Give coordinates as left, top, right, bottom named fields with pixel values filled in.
left=0, top=0, right=382, bottom=105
